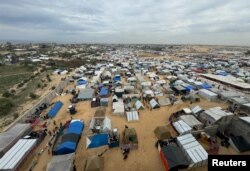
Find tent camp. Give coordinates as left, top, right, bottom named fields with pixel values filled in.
left=173, top=120, right=192, bottom=135
left=0, top=139, right=37, bottom=171
left=176, top=134, right=208, bottom=168
left=135, top=100, right=144, bottom=110
left=0, top=123, right=32, bottom=158
left=48, top=101, right=63, bottom=118
left=159, top=144, right=189, bottom=171
left=112, top=101, right=125, bottom=115
left=83, top=156, right=104, bottom=171
left=78, top=88, right=94, bottom=100
left=94, top=107, right=106, bottom=118
left=149, top=99, right=160, bottom=109
left=86, top=134, right=109, bottom=149
left=154, top=126, right=172, bottom=140
left=46, top=153, right=75, bottom=171
left=126, top=111, right=139, bottom=122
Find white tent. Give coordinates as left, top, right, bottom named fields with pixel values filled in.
left=112, top=101, right=125, bottom=115
left=176, top=134, right=208, bottom=168
left=0, top=139, right=37, bottom=171
left=135, top=100, right=144, bottom=110
left=198, top=89, right=217, bottom=101
left=103, top=117, right=112, bottom=132
left=126, top=111, right=139, bottom=122
left=173, top=120, right=192, bottom=135
left=149, top=99, right=160, bottom=109
left=179, top=115, right=203, bottom=129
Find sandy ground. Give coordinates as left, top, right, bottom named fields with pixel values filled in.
left=20, top=76, right=234, bottom=171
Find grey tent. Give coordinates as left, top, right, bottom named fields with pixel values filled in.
left=0, top=123, right=32, bottom=157
left=135, top=100, right=144, bottom=110
left=154, top=126, right=172, bottom=140
left=94, top=107, right=106, bottom=118
left=84, top=156, right=104, bottom=171
left=47, top=153, right=75, bottom=171
left=78, top=88, right=94, bottom=100
left=158, top=97, right=171, bottom=106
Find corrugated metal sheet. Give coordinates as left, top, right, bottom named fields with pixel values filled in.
left=126, top=111, right=139, bottom=122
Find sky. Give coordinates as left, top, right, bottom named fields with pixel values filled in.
left=0, top=0, right=250, bottom=45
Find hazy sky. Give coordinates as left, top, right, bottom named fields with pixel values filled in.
left=0, top=0, right=250, bottom=45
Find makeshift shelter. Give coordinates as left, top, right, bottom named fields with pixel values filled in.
left=159, top=144, right=189, bottom=171
left=89, top=117, right=111, bottom=134
left=122, top=128, right=138, bottom=150
left=191, top=106, right=203, bottom=117
left=99, top=87, right=109, bottom=97
left=154, top=126, right=172, bottom=140
left=172, top=85, right=187, bottom=95
left=78, top=88, right=94, bottom=100
left=176, top=134, right=208, bottom=168
left=54, top=120, right=84, bottom=155
left=112, top=95, right=119, bottom=102
left=149, top=99, right=160, bottom=109
left=100, top=98, right=109, bottom=107
left=86, top=134, right=109, bottom=149
left=240, top=103, right=250, bottom=114
left=113, top=74, right=121, bottom=82
left=77, top=78, right=88, bottom=89
left=112, top=101, right=125, bottom=115
left=48, top=101, right=63, bottom=118
left=0, top=123, right=32, bottom=158
left=46, top=153, right=75, bottom=171
left=94, top=107, right=106, bottom=118
left=229, top=117, right=250, bottom=145
left=198, top=89, right=217, bottom=101
left=179, top=115, right=203, bottom=129
left=126, top=111, right=139, bottom=122
left=0, top=139, right=37, bottom=171
left=229, top=135, right=250, bottom=153
left=84, top=156, right=104, bottom=171
left=199, top=107, right=233, bottom=128
left=135, top=100, right=144, bottom=110
left=114, top=88, right=124, bottom=98
left=91, top=98, right=100, bottom=108
left=173, top=120, right=192, bottom=135
left=158, top=97, right=171, bottom=106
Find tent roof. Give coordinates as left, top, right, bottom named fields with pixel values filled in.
left=84, top=156, right=104, bottom=171
left=47, top=153, right=75, bottom=171
left=126, top=111, right=139, bottom=122
left=78, top=88, right=94, bottom=99
left=154, top=126, right=171, bottom=140
left=161, top=144, right=189, bottom=170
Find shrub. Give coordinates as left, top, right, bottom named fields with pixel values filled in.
left=37, top=83, right=41, bottom=88
left=13, top=112, right=19, bottom=119
left=30, top=93, right=38, bottom=99
left=17, top=83, right=24, bottom=88
left=10, top=89, right=16, bottom=94
left=2, top=91, right=11, bottom=98
left=51, top=86, right=56, bottom=90
left=0, top=98, right=14, bottom=116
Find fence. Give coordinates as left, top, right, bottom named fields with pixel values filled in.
left=3, top=78, right=69, bottom=131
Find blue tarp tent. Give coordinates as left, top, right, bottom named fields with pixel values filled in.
left=66, top=121, right=84, bottom=135
left=87, top=134, right=109, bottom=148
left=77, top=79, right=88, bottom=85
left=113, top=75, right=121, bottom=82
left=55, top=142, right=77, bottom=155
left=48, top=101, right=63, bottom=118
left=216, top=71, right=228, bottom=76
left=100, top=87, right=108, bottom=96
left=184, top=85, right=195, bottom=92
left=201, top=83, right=212, bottom=89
